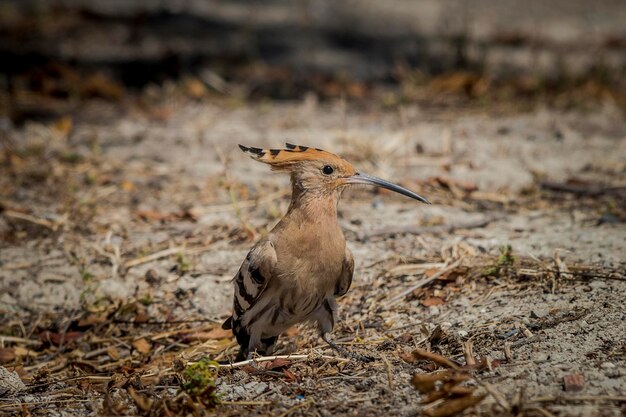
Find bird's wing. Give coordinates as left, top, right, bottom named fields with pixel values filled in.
left=222, top=240, right=277, bottom=329
left=335, top=247, right=354, bottom=297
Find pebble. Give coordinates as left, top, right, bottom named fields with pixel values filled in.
left=563, top=373, right=585, bottom=392
left=599, top=362, right=615, bottom=369
left=255, top=382, right=268, bottom=395
left=530, top=310, right=546, bottom=319
left=0, top=366, right=26, bottom=396
left=588, top=280, right=607, bottom=289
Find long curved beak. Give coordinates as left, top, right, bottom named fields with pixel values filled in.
left=345, top=172, right=430, bottom=204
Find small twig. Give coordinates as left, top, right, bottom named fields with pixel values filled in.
left=503, top=342, right=513, bottom=362
left=539, top=181, right=626, bottom=197
left=360, top=215, right=503, bottom=240
left=25, top=375, right=112, bottom=391
left=462, top=340, right=475, bottom=366
left=478, top=381, right=510, bottom=411
left=123, top=246, right=184, bottom=269
left=510, top=335, right=544, bottom=348
left=519, top=323, right=533, bottom=338
left=525, top=406, right=557, bottom=417
left=123, top=245, right=213, bottom=270
left=221, top=400, right=273, bottom=406
left=218, top=354, right=350, bottom=369
left=0, top=336, right=42, bottom=347
left=112, top=318, right=219, bottom=325
left=2, top=210, right=61, bottom=230
left=0, top=399, right=93, bottom=410
left=383, top=262, right=447, bottom=278
left=530, top=395, right=626, bottom=402
left=542, top=268, right=625, bottom=282
left=381, top=355, right=394, bottom=390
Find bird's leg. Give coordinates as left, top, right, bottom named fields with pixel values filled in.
left=321, top=333, right=374, bottom=363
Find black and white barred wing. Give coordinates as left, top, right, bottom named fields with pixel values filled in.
left=222, top=240, right=277, bottom=330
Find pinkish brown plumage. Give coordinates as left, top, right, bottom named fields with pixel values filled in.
left=222, top=143, right=429, bottom=362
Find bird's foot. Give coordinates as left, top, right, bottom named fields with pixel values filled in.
left=321, top=333, right=375, bottom=363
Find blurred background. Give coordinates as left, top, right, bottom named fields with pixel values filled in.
left=1, top=0, right=626, bottom=122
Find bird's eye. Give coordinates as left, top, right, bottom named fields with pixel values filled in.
left=322, top=165, right=334, bottom=175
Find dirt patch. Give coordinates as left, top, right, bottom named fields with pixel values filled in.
left=0, top=95, right=625, bottom=416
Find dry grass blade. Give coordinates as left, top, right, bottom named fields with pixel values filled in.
left=411, top=348, right=460, bottom=370
left=384, top=262, right=447, bottom=277
left=381, top=355, right=394, bottom=390
left=124, top=246, right=185, bottom=269
left=2, top=210, right=62, bottom=230
left=123, top=245, right=214, bottom=269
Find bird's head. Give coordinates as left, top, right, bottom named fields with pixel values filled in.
left=239, top=143, right=429, bottom=204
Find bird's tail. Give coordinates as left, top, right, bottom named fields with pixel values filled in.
left=221, top=316, right=233, bottom=330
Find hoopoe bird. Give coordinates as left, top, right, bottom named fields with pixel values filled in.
left=222, top=143, right=429, bottom=361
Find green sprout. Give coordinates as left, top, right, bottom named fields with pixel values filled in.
left=181, top=358, right=220, bottom=407
left=80, top=267, right=94, bottom=282
left=497, top=244, right=515, bottom=266
left=176, top=253, right=191, bottom=274
left=482, top=244, right=515, bottom=277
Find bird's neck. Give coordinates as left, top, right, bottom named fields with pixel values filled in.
left=287, top=186, right=339, bottom=223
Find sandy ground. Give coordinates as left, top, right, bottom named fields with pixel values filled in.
left=0, top=94, right=625, bottom=416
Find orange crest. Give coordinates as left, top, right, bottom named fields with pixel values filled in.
left=239, top=143, right=355, bottom=174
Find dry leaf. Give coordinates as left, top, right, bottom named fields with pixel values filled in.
left=283, top=369, right=298, bottom=382
left=412, top=371, right=470, bottom=395
left=447, top=386, right=476, bottom=397
left=420, top=389, right=449, bottom=404
left=128, top=387, right=153, bottom=411
left=183, top=77, right=208, bottom=99
left=422, top=297, right=445, bottom=307
left=39, top=331, right=83, bottom=346
left=121, top=180, right=135, bottom=192
left=261, top=358, right=291, bottom=370
left=107, top=346, right=121, bottom=360
left=78, top=312, right=108, bottom=327
left=423, top=394, right=486, bottom=417
left=183, top=327, right=232, bottom=342
left=563, top=373, right=584, bottom=392
left=132, top=338, right=152, bottom=355
left=13, top=346, right=36, bottom=359
left=399, top=351, right=416, bottom=363
left=0, top=348, right=16, bottom=364
left=411, top=373, right=445, bottom=393
left=134, top=311, right=149, bottom=324
left=412, top=349, right=460, bottom=370
left=53, top=117, right=73, bottom=135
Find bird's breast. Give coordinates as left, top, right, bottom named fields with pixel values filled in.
left=272, top=222, right=345, bottom=292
